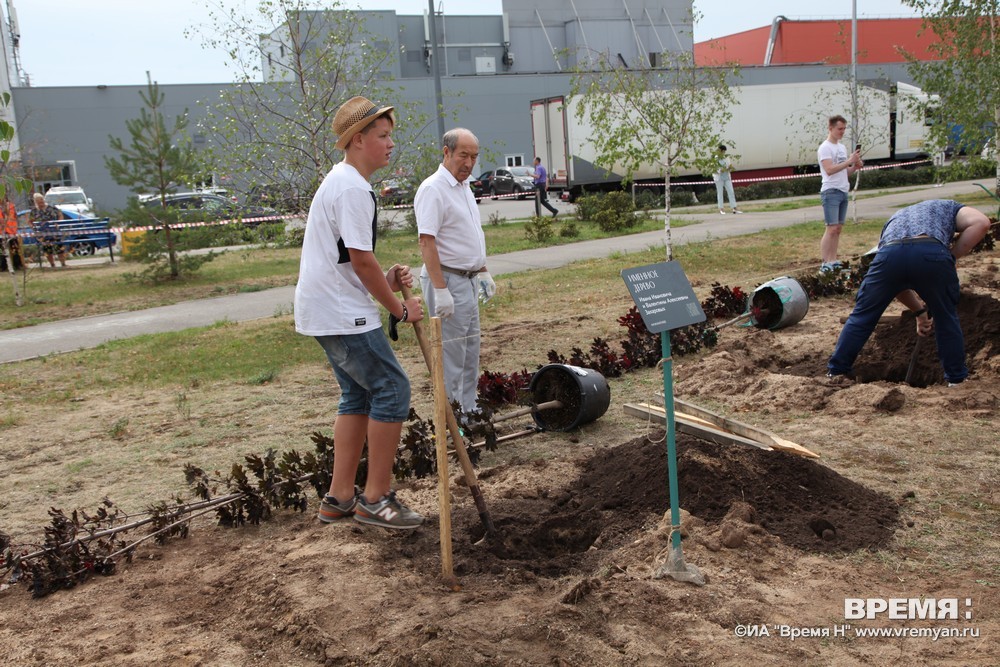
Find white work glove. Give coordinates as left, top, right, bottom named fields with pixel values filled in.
left=478, top=271, right=497, bottom=303
left=433, top=286, right=455, bottom=318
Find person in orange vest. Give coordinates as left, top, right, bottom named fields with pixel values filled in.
left=1, top=194, right=23, bottom=272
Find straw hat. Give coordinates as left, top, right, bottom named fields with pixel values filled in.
left=333, top=96, right=395, bottom=150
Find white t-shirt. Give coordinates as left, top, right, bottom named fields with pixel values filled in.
left=414, top=163, right=486, bottom=271
left=818, top=139, right=849, bottom=193
left=294, top=162, right=382, bottom=336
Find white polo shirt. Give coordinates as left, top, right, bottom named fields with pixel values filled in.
left=294, top=162, right=382, bottom=336
left=414, top=163, right=486, bottom=271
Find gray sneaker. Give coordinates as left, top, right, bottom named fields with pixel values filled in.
left=317, top=486, right=360, bottom=523
left=354, top=491, right=424, bottom=530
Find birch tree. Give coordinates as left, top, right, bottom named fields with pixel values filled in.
left=193, top=0, right=438, bottom=206
left=901, top=0, right=1000, bottom=191
left=570, top=51, right=738, bottom=260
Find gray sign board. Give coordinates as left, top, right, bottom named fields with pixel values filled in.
left=621, top=261, right=705, bottom=334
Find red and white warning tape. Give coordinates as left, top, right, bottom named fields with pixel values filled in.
left=634, top=158, right=933, bottom=189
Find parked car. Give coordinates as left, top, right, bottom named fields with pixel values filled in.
left=488, top=166, right=535, bottom=199
left=245, top=184, right=311, bottom=214
left=377, top=178, right=415, bottom=206
left=140, top=192, right=281, bottom=226
left=43, top=186, right=97, bottom=218
left=471, top=171, right=494, bottom=199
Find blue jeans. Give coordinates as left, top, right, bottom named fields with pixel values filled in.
left=828, top=239, right=966, bottom=383
left=821, top=189, right=849, bottom=224
left=315, top=328, right=411, bottom=423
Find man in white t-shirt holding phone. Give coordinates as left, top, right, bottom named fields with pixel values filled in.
left=818, top=114, right=863, bottom=272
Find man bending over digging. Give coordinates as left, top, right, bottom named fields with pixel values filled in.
left=294, top=96, right=425, bottom=530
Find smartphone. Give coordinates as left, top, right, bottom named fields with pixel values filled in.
left=855, top=144, right=862, bottom=152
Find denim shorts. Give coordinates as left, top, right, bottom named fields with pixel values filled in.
left=315, top=328, right=411, bottom=423
left=820, top=189, right=849, bottom=225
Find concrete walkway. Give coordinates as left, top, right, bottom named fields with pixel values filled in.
left=1, top=179, right=993, bottom=364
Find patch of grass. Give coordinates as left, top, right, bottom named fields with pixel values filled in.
left=109, top=417, right=130, bottom=440
left=249, top=369, right=277, bottom=385
left=0, top=318, right=320, bottom=394
left=66, top=458, right=95, bottom=474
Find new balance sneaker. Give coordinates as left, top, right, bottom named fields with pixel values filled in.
left=318, top=486, right=360, bottom=523
left=354, top=491, right=424, bottom=530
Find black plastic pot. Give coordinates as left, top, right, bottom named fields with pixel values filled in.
left=528, top=364, right=611, bottom=432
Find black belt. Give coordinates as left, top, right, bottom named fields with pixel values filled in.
left=882, top=236, right=941, bottom=247
left=440, top=265, right=481, bottom=279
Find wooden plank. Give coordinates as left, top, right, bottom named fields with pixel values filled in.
left=623, top=403, right=774, bottom=452
left=644, top=395, right=821, bottom=459
left=674, top=398, right=820, bottom=459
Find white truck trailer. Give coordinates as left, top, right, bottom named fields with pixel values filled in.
left=530, top=81, right=930, bottom=200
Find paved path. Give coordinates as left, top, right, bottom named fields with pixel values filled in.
left=1, top=179, right=993, bottom=364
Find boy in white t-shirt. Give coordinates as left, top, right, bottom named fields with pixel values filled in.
left=294, top=96, right=425, bottom=530
left=817, top=114, right=862, bottom=272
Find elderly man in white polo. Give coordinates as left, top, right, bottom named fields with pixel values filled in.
left=415, top=128, right=496, bottom=413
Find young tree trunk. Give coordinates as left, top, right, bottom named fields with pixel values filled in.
left=663, top=173, right=673, bottom=262
left=163, top=225, right=179, bottom=278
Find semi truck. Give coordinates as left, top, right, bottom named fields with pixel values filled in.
left=530, top=81, right=931, bottom=200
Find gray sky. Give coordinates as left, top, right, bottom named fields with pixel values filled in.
left=10, top=0, right=923, bottom=87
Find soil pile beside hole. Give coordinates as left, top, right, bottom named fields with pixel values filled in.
left=394, top=431, right=900, bottom=579
left=575, top=432, right=899, bottom=553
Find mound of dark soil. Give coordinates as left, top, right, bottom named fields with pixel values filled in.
left=576, top=432, right=899, bottom=552
left=389, top=431, right=899, bottom=582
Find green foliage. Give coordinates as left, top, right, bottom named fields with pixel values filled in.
left=593, top=191, right=639, bottom=232
left=523, top=215, right=554, bottom=242
left=487, top=211, right=506, bottom=226
left=569, top=46, right=739, bottom=259
left=574, top=193, right=602, bottom=221
left=108, top=418, right=130, bottom=440
left=106, top=79, right=202, bottom=280
left=195, top=1, right=444, bottom=206
left=558, top=221, right=580, bottom=238
left=104, top=81, right=199, bottom=195
left=634, top=188, right=665, bottom=211
left=900, top=0, right=999, bottom=187
left=669, top=189, right=697, bottom=208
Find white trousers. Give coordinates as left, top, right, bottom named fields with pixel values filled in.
left=420, top=269, right=481, bottom=413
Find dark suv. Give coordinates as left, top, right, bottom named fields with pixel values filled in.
left=141, top=192, right=281, bottom=226
left=487, top=166, right=534, bottom=199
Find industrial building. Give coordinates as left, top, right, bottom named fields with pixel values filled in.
left=2, top=3, right=935, bottom=212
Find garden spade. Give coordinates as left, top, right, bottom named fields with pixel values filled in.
left=400, top=284, right=497, bottom=537
left=905, top=312, right=931, bottom=387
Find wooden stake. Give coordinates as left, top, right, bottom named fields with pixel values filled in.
left=429, top=316, right=457, bottom=588
left=400, top=284, right=496, bottom=536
